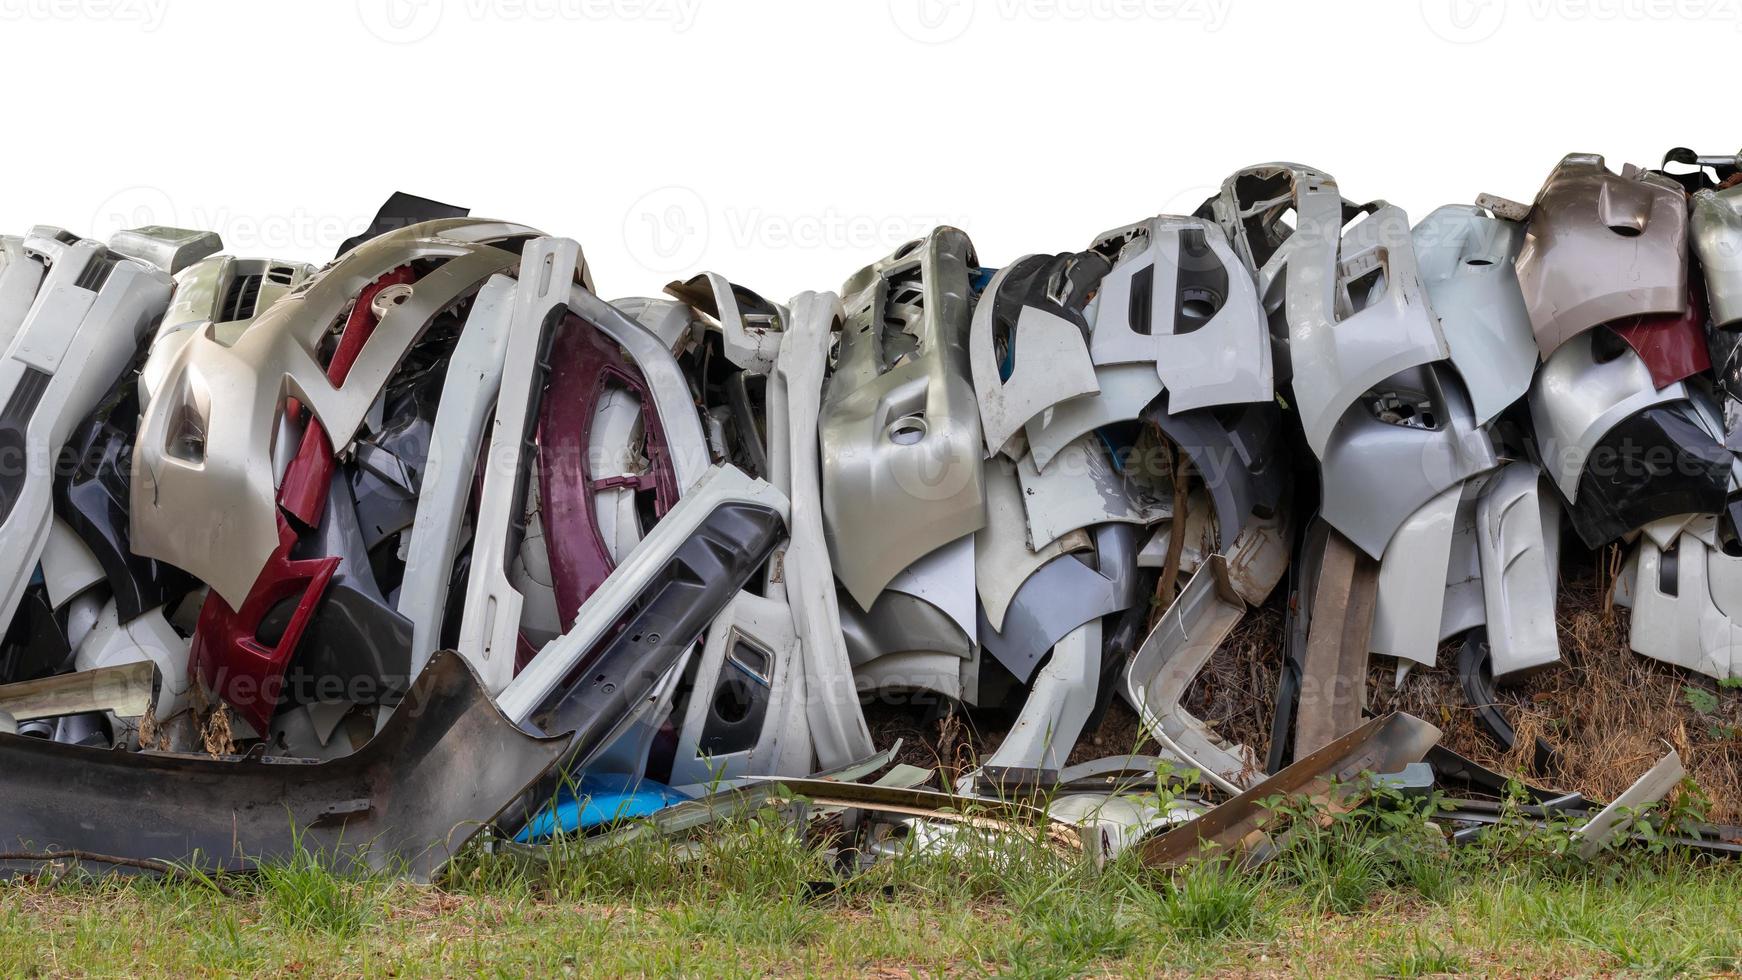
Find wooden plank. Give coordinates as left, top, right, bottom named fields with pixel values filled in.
left=1138, top=712, right=1442, bottom=869
left=1293, top=528, right=1380, bottom=756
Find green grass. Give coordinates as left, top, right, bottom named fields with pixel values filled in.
left=8, top=796, right=1742, bottom=977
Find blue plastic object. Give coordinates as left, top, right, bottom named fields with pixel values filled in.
left=514, top=772, right=691, bottom=842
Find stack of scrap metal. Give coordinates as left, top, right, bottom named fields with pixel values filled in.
left=4, top=152, right=1742, bottom=880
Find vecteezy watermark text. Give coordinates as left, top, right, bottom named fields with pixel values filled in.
left=621, top=185, right=971, bottom=275
left=1423, top=0, right=1742, bottom=43
left=0, top=0, right=167, bottom=29
left=890, top=0, right=1230, bottom=44
left=358, top=0, right=700, bottom=43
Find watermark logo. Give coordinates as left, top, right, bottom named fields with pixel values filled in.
left=892, top=0, right=1231, bottom=42
left=620, top=186, right=972, bottom=275
left=623, top=185, right=710, bottom=275
left=0, top=0, right=169, bottom=30
left=357, top=0, right=444, bottom=43
left=91, top=185, right=181, bottom=236
left=359, top=0, right=701, bottom=42
left=890, top=0, right=975, bottom=42
left=1424, top=0, right=1742, bottom=42
left=1420, top=0, right=1506, bottom=42
left=89, top=186, right=372, bottom=255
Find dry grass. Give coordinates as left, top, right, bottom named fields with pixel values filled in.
left=868, top=547, right=1742, bottom=821
left=1379, top=573, right=1742, bottom=822
left=1224, top=551, right=1742, bottom=821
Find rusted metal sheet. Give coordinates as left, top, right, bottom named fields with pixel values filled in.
left=1137, top=712, right=1441, bottom=870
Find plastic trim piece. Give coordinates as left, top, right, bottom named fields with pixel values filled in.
left=772, top=291, right=876, bottom=768
left=978, top=523, right=1139, bottom=683
left=498, top=465, right=788, bottom=725
left=1024, top=362, right=1162, bottom=472
left=976, top=458, right=1090, bottom=632
left=1456, top=631, right=1558, bottom=772
left=1564, top=401, right=1731, bottom=549
left=1015, top=435, right=1168, bottom=549
left=40, top=519, right=105, bottom=611
left=337, top=193, right=475, bottom=258
left=106, top=225, right=221, bottom=276
left=1529, top=329, right=1688, bottom=502
left=456, top=239, right=577, bottom=695
left=665, top=272, right=783, bottom=375
left=840, top=589, right=972, bottom=667
left=73, top=601, right=190, bottom=719
left=0, top=233, right=43, bottom=317
left=1608, top=279, right=1711, bottom=391
left=569, top=286, right=709, bottom=491
left=1573, top=750, right=1684, bottom=859
left=0, top=236, right=45, bottom=349
left=1440, top=478, right=1488, bottom=643
left=0, top=661, right=153, bottom=724
left=590, top=385, right=654, bottom=562
left=670, top=591, right=812, bottom=785
left=1145, top=395, right=1286, bottom=551
left=884, top=535, right=976, bottom=650
left=55, top=375, right=191, bottom=623
left=1123, top=558, right=1256, bottom=795
left=397, top=275, right=514, bottom=674
left=981, top=620, right=1102, bottom=781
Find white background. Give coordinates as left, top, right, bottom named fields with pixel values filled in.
left=0, top=0, right=1731, bottom=299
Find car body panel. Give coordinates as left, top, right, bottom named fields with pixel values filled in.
left=1630, top=529, right=1742, bottom=681
left=1369, top=484, right=1461, bottom=668
left=1123, top=558, right=1257, bottom=795
left=1692, top=184, right=1742, bottom=329
left=969, top=258, right=1100, bottom=458
left=771, top=291, right=875, bottom=768
left=133, top=219, right=537, bottom=607
left=1318, top=365, right=1498, bottom=559
left=1087, top=215, right=1271, bottom=413
left=1516, top=153, right=1687, bottom=356
left=1476, top=462, right=1562, bottom=679
left=1412, top=205, right=1537, bottom=425
left=822, top=228, right=985, bottom=609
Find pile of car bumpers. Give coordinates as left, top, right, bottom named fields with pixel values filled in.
left=4, top=151, right=1742, bottom=881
